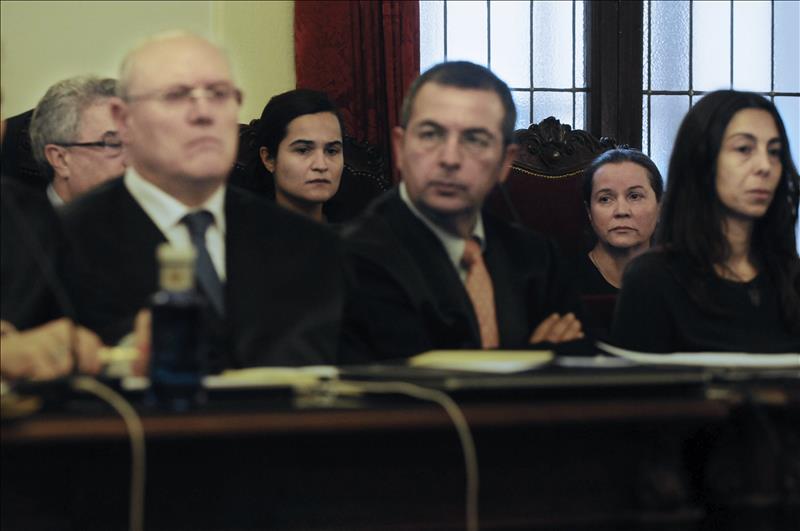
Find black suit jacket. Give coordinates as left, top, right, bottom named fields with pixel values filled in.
left=59, top=178, right=345, bottom=368
left=339, top=189, right=581, bottom=361
left=1, top=178, right=64, bottom=329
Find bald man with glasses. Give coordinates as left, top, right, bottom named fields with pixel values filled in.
left=58, top=32, right=345, bottom=369
left=30, top=76, right=127, bottom=206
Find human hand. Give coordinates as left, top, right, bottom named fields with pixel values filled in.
left=0, top=318, right=103, bottom=380
left=529, top=312, right=584, bottom=344
left=73, top=325, right=103, bottom=375
left=131, top=309, right=151, bottom=377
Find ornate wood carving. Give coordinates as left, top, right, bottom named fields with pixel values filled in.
left=486, top=117, right=622, bottom=256
left=341, top=136, right=390, bottom=192
left=513, top=116, right=619, bottom=178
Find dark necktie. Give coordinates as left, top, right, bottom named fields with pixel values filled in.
left=181, top=210, right=225, bottom=316
left=461, top=238, right=499, bottom=349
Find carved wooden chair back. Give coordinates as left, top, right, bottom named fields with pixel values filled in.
left=486, top=116, right=618, bottom=256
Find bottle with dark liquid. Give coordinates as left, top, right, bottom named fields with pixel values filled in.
left=148, top=243, right=206, bottom=411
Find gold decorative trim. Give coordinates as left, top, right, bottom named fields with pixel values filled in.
left=510, top=164, right=585, bottom=180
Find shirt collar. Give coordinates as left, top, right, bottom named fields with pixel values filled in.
left=46, top=183, right=66, bottom=208
left=124, top=168, right=226, bottom=237
left=398, top=182, right=486, bottom=270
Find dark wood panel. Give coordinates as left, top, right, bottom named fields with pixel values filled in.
left=587, top=0, right=644, bottom=148
left=3, top=386, right=798, bottom=531
left=2, top=397, right=730, bottom=443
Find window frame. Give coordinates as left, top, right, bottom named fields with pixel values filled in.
left=587, top=0, right=643, bottom=148
left=423, top=0, right=589, bottom=131
left=425, top=0, right=797, bottom=151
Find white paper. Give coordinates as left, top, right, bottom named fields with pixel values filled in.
left=596, top=342, right=800, bottom=369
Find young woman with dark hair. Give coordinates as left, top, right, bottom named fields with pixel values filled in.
left=611, top=90, right=800, bottom=353
left=254, top=89, right=344, bottom=222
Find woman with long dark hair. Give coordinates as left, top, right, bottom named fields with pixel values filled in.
left=611, top=90, right=800, bottom=352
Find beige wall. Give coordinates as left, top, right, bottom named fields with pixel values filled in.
left=213, top=1, right=295, bottom=122
left=0, top=0, right=295, bottom=122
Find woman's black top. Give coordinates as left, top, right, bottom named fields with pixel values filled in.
left=573, top=252, right=619, bottom=296
left=611, top=251, right=800, bottom=353
left=570, top=252, right=618, bottom=341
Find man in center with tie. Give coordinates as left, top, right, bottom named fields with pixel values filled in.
left=340, top=61, right=584, bottom=361
left=59, top=31, right=345, bottom=369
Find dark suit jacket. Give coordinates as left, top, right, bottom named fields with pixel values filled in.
left=59, top=178, right=345, bottom=368
left=339, top=189, right=581, bottom=362
left=1, top=178, right=64, bottom=329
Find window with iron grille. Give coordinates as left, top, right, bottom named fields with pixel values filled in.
left=420, top=0, right=588, bottom=131
left=421, top=0, right=799, bottom=249
left=642, top=0, right=800, bottom=180
left=420, top=1, right=798, bottom=168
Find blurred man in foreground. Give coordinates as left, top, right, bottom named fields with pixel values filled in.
left=59, top=31, right=345, bottom=370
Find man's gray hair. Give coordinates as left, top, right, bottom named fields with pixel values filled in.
left=29, top=76, right=117, bottom=180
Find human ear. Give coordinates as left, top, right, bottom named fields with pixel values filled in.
left=109, top=97, right=130, bottom=143
left=259, top=146, right=276, bottom=173
left=44, top=145, right=70, bottom=178
left=497, top=143, right=519, bottom=184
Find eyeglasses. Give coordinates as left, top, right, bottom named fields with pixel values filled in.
left=126, top=83, right=243, bottom=108
left=54, top=132, right=123, bottom=154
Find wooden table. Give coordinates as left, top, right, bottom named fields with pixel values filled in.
left=2, top=377, right=798, bottom=531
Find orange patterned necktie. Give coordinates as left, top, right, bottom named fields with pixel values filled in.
left=461, top=238, right=499, bottom=349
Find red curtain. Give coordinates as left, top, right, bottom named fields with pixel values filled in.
left=295, top=0, right=420, bottom=183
